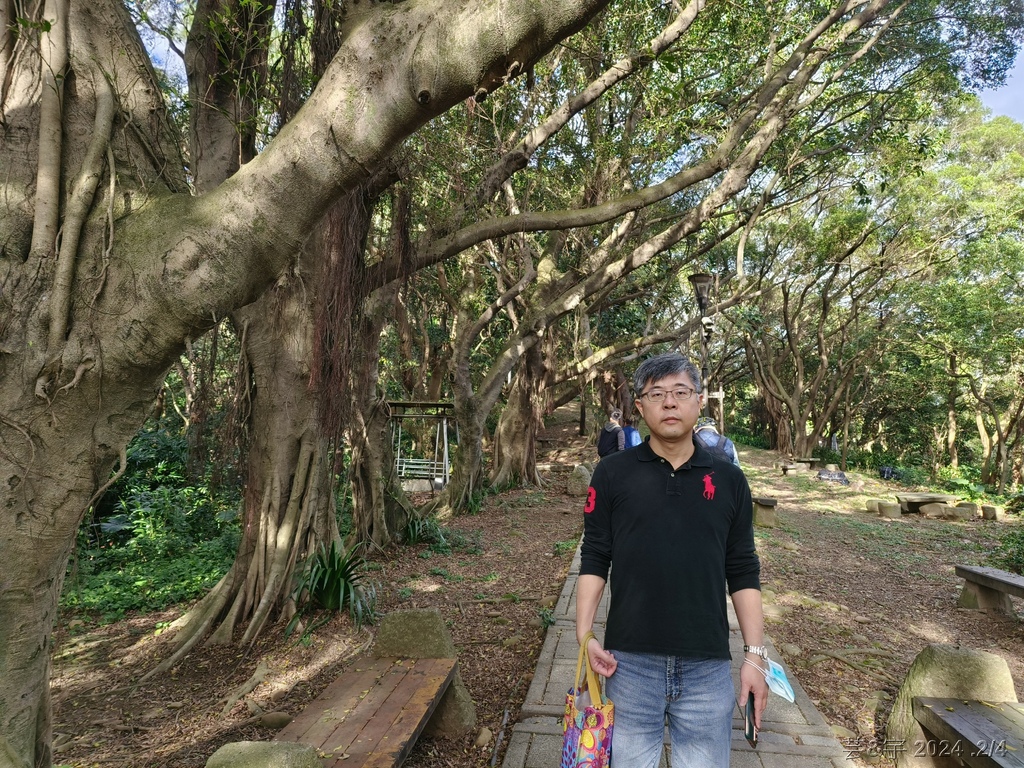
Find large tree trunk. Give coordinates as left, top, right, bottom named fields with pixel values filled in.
left=492, top=343, right=548, bottom=488
left=149, top=278, right=341, bottom=669
left=348, top=284, right=415, bottom=548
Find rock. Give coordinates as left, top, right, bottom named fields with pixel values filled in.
left=258, top=711, right=293, bottom=730
left=887, top=644, right=1018, bottom=768
left=502, top=634, right=524, bottom=649
left=474, top=727, right=493, bottom=748
left=982, top=504, right=1002, bottom=520
left=269, top=685, right=293, bottom=703
left=865, top=498, right=884, bottom=513
left=779, top=643, right=802, bottom=658
left=951, top=504, right=976, bottom=520
left=206, top=741, right=320, bottom=768
left=782, top=541, right=800, bottom=552
left=761, top=588, right=777, bottom=604
left=956, top=501, right=979, bottom=514
left=371, top=609, right=476, bottom=738
left=753, top=499, right=778, bottom=528
left=831, top=724, right=858, bottom=740
left=878, top=502, right=902, bottom=519
left=566, top=465, right=591, bottom=496
left=539, top=595, right=557, bottom=609
left=918, top=503, right=945, bottom=518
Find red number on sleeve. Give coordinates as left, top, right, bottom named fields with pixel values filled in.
left=584, top=487, right=596, bottom=514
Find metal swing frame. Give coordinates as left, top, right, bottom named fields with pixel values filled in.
left=388, top=401, right=456, bottom=489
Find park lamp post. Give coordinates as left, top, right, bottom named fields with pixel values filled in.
left=687, top=272, right=714, bottom=417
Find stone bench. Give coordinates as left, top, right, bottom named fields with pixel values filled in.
left=912, top=697, right=1024, bottom=768
left=274, top=656, right=457, bottom=768
left=955, top=565, right=1024, bottom=616
left=752, top=497, right=777, bottom=528
left=896, top=493, right=960, bottom=513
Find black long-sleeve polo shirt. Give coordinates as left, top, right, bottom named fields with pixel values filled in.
left=580, top=439, right=760, bottom=659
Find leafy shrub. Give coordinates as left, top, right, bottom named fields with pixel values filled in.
left=63, top=532, right=238, bottom=622
left=1005, top=495, right=1024, bottom=516
left=294, top=541, right=378, bottom=628
left=553, top=539, right=578, bottom=556
left=729, top=430, right=770, bottom=449
left=64, top=424, right=241, bottom=623
left=989, top=526, right=1024, bottom=575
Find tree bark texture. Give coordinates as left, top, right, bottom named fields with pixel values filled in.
left=492, top=343, right=548, bottom=488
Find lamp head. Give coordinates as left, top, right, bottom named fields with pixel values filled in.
left=688, top=273, right=713, bottom=314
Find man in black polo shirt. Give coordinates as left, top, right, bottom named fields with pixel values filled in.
left=576, top=352, right=768, bottom=767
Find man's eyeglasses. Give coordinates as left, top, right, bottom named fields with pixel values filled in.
left=639, top=387, right=697, bottom=403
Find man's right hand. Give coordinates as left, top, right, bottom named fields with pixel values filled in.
left=586, top=636, right=618, bottom=677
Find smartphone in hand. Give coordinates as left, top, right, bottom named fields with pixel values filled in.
left=744, top=692, right=758, bottom=748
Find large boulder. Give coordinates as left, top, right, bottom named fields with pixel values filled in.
left=372, top=608, right=476, bottom=738
left=206, top=741, right=320, bottom=768
left=887, top=644, right=1017, bottom=768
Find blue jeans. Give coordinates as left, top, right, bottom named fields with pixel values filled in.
left=605, top=651, right=734, bottom=768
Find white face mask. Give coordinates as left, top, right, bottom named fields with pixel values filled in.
left=744, top=658, right=796, bottom=703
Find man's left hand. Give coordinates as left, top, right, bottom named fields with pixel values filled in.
left=738, top=658, right=769, bottom=729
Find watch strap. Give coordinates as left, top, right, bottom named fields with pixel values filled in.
left=743, top=644, right=768, bottom=659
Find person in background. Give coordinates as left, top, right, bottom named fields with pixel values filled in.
left=576, top=352, right=767, bottom=767
left=597, top=408, right=626, bottom=457
left=622, top=417, right=642, bottom=448
left=693, top=415, right=741, bottom=467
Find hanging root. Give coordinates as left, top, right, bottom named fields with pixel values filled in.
left=49, top=74, right=116, bottom=351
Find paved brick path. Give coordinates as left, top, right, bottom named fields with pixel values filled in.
left=501, top=546, right=848, bottom=768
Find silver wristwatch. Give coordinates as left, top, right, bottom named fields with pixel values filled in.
left=743, top=644, right=768, bottom=660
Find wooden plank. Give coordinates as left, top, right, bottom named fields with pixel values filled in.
left=312, top=659, right=414, bottom=755
left=275, top=659, right=395, bottom=745
left=955, top=566, right=1024, bottom=600
left=327, top=659, right=457, bottom=768
left=996, top=702, right=1024, bottom=733
left=276, top=657, right=457, bottom=768
left=913, top=698, right=1024, bottom=768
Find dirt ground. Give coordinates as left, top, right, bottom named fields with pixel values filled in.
left=51, top=407, right=1024, bottom=768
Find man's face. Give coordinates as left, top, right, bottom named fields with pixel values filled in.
left=634, top=372, right=703, bottom=443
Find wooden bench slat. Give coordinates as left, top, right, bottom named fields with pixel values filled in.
left=913, top=697, right=1024, bottom=768
left=343, top=661, right=458, bottom=768
left=997, top=702, right=1024, bottom=732
left=276, top=657, right=457, bottom=768
left=325, top=659, right=456, bottom=767
left=955, top=566, right=1024, bottom=600
left=312, top=659, right=413, bottom=754
left=276, top=659, right=394, bottom=747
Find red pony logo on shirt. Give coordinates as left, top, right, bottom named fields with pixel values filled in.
left=584, top=487, right=596, bottom=513
left=702, top=472, right=716, bottom=500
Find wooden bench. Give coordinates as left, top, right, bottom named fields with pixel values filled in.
left=955, top=565, right=1024, bottom=616
left=275, top=656, right=457, bottom=768
left=912, top=697, right=1024, bottom=768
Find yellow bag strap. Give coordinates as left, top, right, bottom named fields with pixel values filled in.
left=575, top=631, right=603, bottom=702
